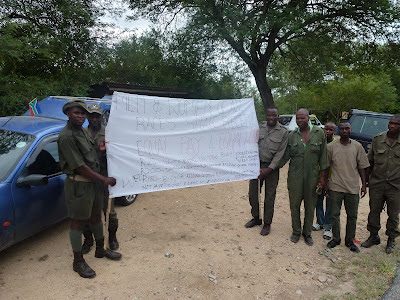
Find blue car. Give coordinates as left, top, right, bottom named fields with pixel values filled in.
left=1, top=97, right=136, bottom=251
left=0, top=115, right=67, bottom=251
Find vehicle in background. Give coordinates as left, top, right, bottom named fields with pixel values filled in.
left=278, top=114, right=324, bottom=131
left=23, top=96, right=136, bottom=206
left=0, top=116, right=67, bottom=251
left=346, top=109, right=393, bottom=152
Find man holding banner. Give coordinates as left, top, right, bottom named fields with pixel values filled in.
left=245, top=108, right=288, bottom=235
left=58, top=99, right=121, bottom=279
left=81, top=103, right=120, bottom=253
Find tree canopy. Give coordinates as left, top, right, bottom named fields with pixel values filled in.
left=129, top=0, right=400, bottom=111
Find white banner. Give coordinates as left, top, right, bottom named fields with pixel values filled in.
left=106, top=92, right=260, bottom=197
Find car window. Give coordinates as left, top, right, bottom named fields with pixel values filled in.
left=278, top=116, right=292, bottom=126
left=0, top=129, right=35, bottom=182
left=24, top=139, right=61, bottom=176
left=351, top=115, right=389, bottom=136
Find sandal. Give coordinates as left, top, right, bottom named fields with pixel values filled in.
left=323, top=230, right=332, bottom=240
left=312, top=224, right=322, bottom=231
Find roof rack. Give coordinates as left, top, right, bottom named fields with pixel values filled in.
left=49, top=96, right=111, bottom=103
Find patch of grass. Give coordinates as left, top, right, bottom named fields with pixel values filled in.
left=320, top=294, right=336, bottom=300
left=334, top=248, right=398, bottom=299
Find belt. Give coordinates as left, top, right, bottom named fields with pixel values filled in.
left=68, top=175, right=92, bottom=182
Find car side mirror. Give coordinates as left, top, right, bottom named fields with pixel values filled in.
left=16, top=174, right=49, bottom=187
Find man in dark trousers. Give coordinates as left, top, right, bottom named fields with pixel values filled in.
left=279, top=108, right=328, bottom=246
left=326, top=121, right=369, bottom=253
left=81, top=103, right=120, bottom=253
left=361, top=115, right=400, bottom=254
left=58, top=99, right=121, bottom=279
left=245, top=108, right=288, bottom=235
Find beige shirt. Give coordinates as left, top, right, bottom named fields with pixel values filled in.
left=258, top=122, right=288, bottom=170
left=328, top=139, right=370, bottom=194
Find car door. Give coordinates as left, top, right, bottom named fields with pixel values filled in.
left=12, top=135, right=67, bottom=241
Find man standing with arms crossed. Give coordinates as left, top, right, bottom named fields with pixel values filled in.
left=81, top=103, right=120, bottom=253
left=279, top=108, right=328, bottom=246
left=58, top=99, right=121, bottom=279
left=326, top=121, right=369, bottom=253
left=245, top=108, right=288, bottom=235
left=361, top=115, right=400, bottom=254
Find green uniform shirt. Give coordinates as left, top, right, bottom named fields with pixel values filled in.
left=280, top=125, right=328, bottom=175
left=258, top=122, right=288, bottom=170
left=83, top=125, right=107, bottom=176
left=368, top=132, right=400, bottom=189
left=58, top=121, right=100, bottom=175
left=58, top=121, right=102, bottom=219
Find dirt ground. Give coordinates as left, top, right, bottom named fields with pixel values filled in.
left=0, top=164, right=388, bottom=299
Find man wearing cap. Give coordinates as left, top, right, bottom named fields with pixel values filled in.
left=58, top=99, right=121, bottom=279
left=81, top=103, right=120, bottom=253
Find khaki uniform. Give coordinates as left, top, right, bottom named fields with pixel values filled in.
left=248, top=122, right=288, bottom=224
left=83, top=125, right=118, bottom=223
left=58, top=121, right=103, bottom=220
left=367, top=132, right=400, bottom=239
left=280, top=125, right=328, bottom=236
left=328, top=140, right=370, bottom=243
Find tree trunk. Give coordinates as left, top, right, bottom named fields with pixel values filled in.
left=251, top=66, right=275, bottom=111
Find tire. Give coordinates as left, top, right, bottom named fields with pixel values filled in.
left=116, top=194, right=138, bottom=206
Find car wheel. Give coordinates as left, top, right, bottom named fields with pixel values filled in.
left=116, top=194, right=138, bottom=206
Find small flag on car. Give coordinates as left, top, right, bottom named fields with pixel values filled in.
left=29, top=98, right=42, bottom=116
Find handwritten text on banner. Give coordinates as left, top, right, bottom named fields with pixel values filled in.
left=106, top=92, right=260, bottom=197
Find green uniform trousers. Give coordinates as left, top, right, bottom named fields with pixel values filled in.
left=367, top=183, right=400, bottom=239
left=288, top=175, right=319, bottom=236
left=329, top=190, right=359, bottom=243
left=248, top=169, right=279, bottom=225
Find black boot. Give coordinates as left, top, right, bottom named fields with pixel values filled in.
left=95, top=238, right=122, bottom=260
left=73, top=252, right=96, bottom=278
left=245, top=218, right=262, bottom=228
left=361, top=234, right=380, bottom=248
left=108, top=219, right=119, bottom=251
left=81, top=229, right=94, bottom=254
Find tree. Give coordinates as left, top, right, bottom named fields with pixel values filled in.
left=0, top=0, right=108, bottom=115
left=129, top=0, right=400, bottom=111
left=102, top=30, right=248, bottom=100
left=275, top=69, right=399, bottom=122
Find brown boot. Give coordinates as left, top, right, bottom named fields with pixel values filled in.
left=386, top=237, right=396, bottom=254
left=361, top=234, right=380, bottom=248
left=73, top=252, right=96, bottom=278
left=95, top=238, right=122, bottom=260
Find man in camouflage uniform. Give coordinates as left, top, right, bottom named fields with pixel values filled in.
left=58, top=99, right=121, bottom=279
left=279, top=108, right=328, bottom=246
left=245, top=108, right=288, bottom=236
left=81, top=103, right=119, bottom=252
left=361, top=115, right=400, bottom=254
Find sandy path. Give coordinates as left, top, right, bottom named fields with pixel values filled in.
left=0, top=164, right=378, bottom=299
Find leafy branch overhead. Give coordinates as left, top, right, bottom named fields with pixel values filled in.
left=129, top=0, right=400, bottom=110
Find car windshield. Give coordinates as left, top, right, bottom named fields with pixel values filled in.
left=0, top=129, right=35, bottom=182
left=278, top=116, right=292, bottom=126
left=351, top=115, right=389, bottom=136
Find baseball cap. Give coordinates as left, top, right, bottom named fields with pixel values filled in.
left=87, top=103, right=103, bottom=115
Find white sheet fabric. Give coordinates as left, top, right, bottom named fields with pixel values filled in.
left=106, top=92, right=260, bottom=197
